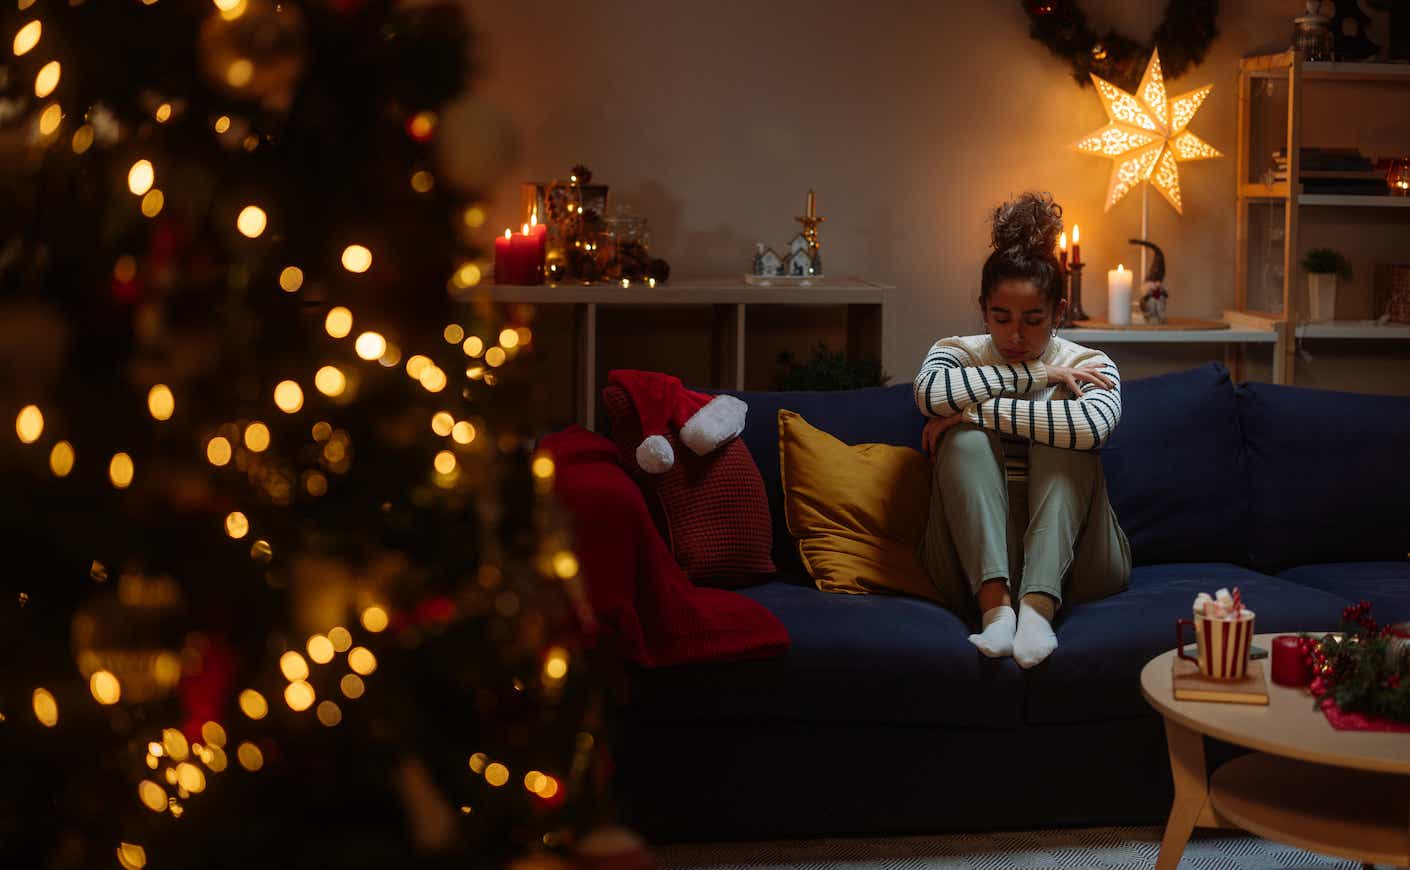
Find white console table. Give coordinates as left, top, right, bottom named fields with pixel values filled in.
left=1059, top=311, right=1289, bottom=383
left=474, top=277, right=894, bottom=429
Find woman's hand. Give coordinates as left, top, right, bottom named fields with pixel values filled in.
left=922, top=414, right=968, bottom=457
left=1044, top=362, right=1114, bottom=397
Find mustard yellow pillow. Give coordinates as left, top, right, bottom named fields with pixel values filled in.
left=777, top=409, right=939, bottom=602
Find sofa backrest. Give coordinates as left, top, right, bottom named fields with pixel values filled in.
left=1238, top=380, right=1410, bottom=573
left=720, top=383, right=924, bottom=575
left=1100, top=363, right=1250, bottom=566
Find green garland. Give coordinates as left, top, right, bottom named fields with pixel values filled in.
left=1022, top=0, right=1220, bottom=91
left=1309, top=602, right=1410, bottom=723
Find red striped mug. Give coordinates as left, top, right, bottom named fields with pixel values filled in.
left=1176, top=610, right=1255, bottom=680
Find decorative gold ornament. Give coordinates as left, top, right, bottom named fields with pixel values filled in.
left=1071, top=49, right=1221, bottom=214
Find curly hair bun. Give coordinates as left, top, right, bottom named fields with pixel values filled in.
left=990, top=192, right=1063, bottom=257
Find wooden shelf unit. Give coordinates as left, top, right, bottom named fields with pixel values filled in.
left=1233, top=51, right=1410, bottom=384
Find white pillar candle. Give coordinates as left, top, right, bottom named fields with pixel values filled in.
left=1107, top=263, right=1132, bottom=326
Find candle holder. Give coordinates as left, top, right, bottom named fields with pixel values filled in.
left=1062, top=263, right=1089, bottom=325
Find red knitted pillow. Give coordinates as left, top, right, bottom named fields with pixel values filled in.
left=602, top=384, right=775, bottom=587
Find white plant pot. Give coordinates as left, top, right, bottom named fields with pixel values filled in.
left=1308, top=273, right=1337, bottom=321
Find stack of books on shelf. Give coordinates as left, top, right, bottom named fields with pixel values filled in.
left=1271, top=147, right=1389, bottom=196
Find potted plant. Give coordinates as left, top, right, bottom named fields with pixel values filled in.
left=1301, top=248, right=1351, bottom=321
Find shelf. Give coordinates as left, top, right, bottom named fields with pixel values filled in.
left=1299, top=194, right=1410, bottom=207
left=1241, top=52, right=1410, bottom=82
left=1301, top=60, right=1410, bottom=81
left=1239, top=182, right=1289, bottom=200
left=1058, top=327, right=1277, bottom=344
left=1297, top=320, right=1410, bottom=339
left=468, top=276, right=891, bottom=305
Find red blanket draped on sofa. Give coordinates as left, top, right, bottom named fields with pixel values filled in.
left=539, top=426, right=789, bottom=667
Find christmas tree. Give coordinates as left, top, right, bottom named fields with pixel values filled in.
left=0, top=2, right=614, bottom=866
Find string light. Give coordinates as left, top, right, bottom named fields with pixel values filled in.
left=278, top=266, right=303, bottom=292
left=410, top=170, right=434, bottom=193
left=38, top=103, right=61, bottom=136
left=31, top=688, right=57, bottom=727
left=485, top=347, right=506, bottom=368
left=284, top=680, right=314, bottom=711
left=531, top=456, right=555, bottom=479
left=279, top=651, right=309, bottom=681
left=34, top=60, right=59, bottom=98
left=306, top=634, right=334, bottom=664
left=13, top=20, right=40, bottom=56
left=236, top=742, right=263, bottom=771
left=214, top=115, right=231, bottom=134
left=154, top=102, right=171, bottom=123
left=16, top=404, right=43, bottom=443
left=140, top=190, right=164, bottom=218
left=360, top=606, right=388, bottom=633
left=224, top=511, right=249, bottom=539
left=484, top=762, right=509, bottom=787
left=552, top=551, right=579, bottom=579
left=433, top=450, right=456, bottom=474
left=225, top=59, right=253, bottom=88
left=236, top=205, right=267, bottom=238
left=90, top=670, right=121, bottom=704
left=314, top=366, right=346, bottom=397
left=206, top=436, right=232, bottom=466
left=442, top=323, right=464, bottom=344
left=71, top=125, right=94, bottom=154
left=315, top=700, right=341, bottom=726
left=147, top=385, right=174, bottom=420
left=341, top=245, right=372, bottom=273
left=418, top=365, right=447, bottom=393
left=462, top=205, right=486, bottom=228
left=353, top=331, right=386, bottom=360
left=128, top=160, right=154, bottom=196
left=138, top=780, right=166, bottom=812
left=109, top=453, right=134, bottom=489
left=339, top=674, right=365, bottom=698
left=405, top=355, right=431, bottom=378
left=116, top=842, right=147, bottom=870
left=430, top=411, right=454, bottom=436
left=498, top=328, right=520, bottom=349
left=328, top=626, right=353, bottom=651
left=462, top=336, right=484, bottom=357
left=273, top=380, right=303, bottom=413
left=49, top=441, right=75, bottom=477
left=452, top=263, right=481, bottom=288
left=243, top=422, right=270, bottom=452
left=451, top=421, right=475, bottom=444
left=324, top=307, right=353, bottom=339
left=237, top=689, right=267, bottom=720
left=347, top=647, right=377, bottom=675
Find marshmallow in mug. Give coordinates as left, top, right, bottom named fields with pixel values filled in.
left=1193, top=588, right=1252, bottom=619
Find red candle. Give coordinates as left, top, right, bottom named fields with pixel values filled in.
left=529, top=213, right=547, bottom=282
left=1059, top=230, right=1068, bottom=270
left=509, top=222, right=541, bottom=285
left=494, top=229, right=512, bottom=285
left=1270, top=634, right=1310, bottom=687
left=1071, top=224, right=1081, bottom=266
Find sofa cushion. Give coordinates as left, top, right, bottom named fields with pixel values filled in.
left=1025, top=563, right=1348, bottom=725
left=1100, top=364, right=1249, bottom=566
left=778, top=409, right=939, bottom=602
left=717, top=384, right=926, bottom=575
left=1240, top=381, right=1410, bottom=573
left=602, top=384, right=776, bottom=586
left=1277, top=562, right=1410, bottom=623
left=626, top=579, right=1025, bottom=729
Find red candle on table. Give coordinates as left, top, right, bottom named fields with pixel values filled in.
left=529, top=212, right=547, bottom=282
left=1270, top=634, right=1310, bottom=687
left=1070, top=224, right=1081, bottom=266
left=509, top=222, right=541, bottom=285
left=494, top=229, right=513, bottom=285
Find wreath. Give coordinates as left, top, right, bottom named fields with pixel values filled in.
left=1023, top=1, right=1220, bottom=91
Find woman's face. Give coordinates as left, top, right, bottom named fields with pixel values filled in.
left=981, top=278, right=1064, bottom=363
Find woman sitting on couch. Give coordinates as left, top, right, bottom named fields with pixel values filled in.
left=913, top=192, right=1130, bottom=668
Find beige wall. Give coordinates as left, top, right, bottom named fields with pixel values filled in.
left=443, top=0, right=1410, bottom=413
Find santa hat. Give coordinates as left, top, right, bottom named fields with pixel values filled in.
left=608, top=369, right=748, bottom=474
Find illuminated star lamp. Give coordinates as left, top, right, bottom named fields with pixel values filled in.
left=1071, top=48, right=1221, bottom=216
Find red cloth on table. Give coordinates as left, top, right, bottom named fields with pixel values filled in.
left=1319, top=697, right=1410, bottom=732
left=538, top=426, right=789, bottom=667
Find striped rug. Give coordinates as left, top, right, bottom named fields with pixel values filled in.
left=655, top=826, right=1373, bottom=869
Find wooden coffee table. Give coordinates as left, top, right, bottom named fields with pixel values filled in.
left=1141, top=633, right=1410, bottom=870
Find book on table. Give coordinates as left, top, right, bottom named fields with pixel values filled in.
left=1171, top=657, right=1270, bottom=705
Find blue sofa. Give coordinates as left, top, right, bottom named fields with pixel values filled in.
left=611, top=364, right=1410, bottom=842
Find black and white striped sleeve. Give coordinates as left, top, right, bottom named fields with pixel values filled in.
left=963, top=357, right=1122, bottom=450
left=913, top=339, right=1048, bottom=418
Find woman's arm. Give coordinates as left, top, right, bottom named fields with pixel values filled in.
left=913, top=339, right=1048, bottom=418
left=963, top=357, right=1122, bottom=450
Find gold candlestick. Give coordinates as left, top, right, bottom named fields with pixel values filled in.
left=795, top=190, right=825, bottom=257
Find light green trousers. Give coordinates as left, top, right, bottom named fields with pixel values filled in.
left=918, top=423, right=1131, bottom=626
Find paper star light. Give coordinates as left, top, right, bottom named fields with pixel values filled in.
left=1072, top=49, right=1221, bottom=214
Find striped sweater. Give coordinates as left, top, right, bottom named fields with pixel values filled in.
left=912, top=334, right=1122, bottom=450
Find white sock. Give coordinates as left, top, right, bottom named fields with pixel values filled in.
left=968, top=605, right=1016, bottom=658
left=1013, top=600, right=1058, bottom=669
